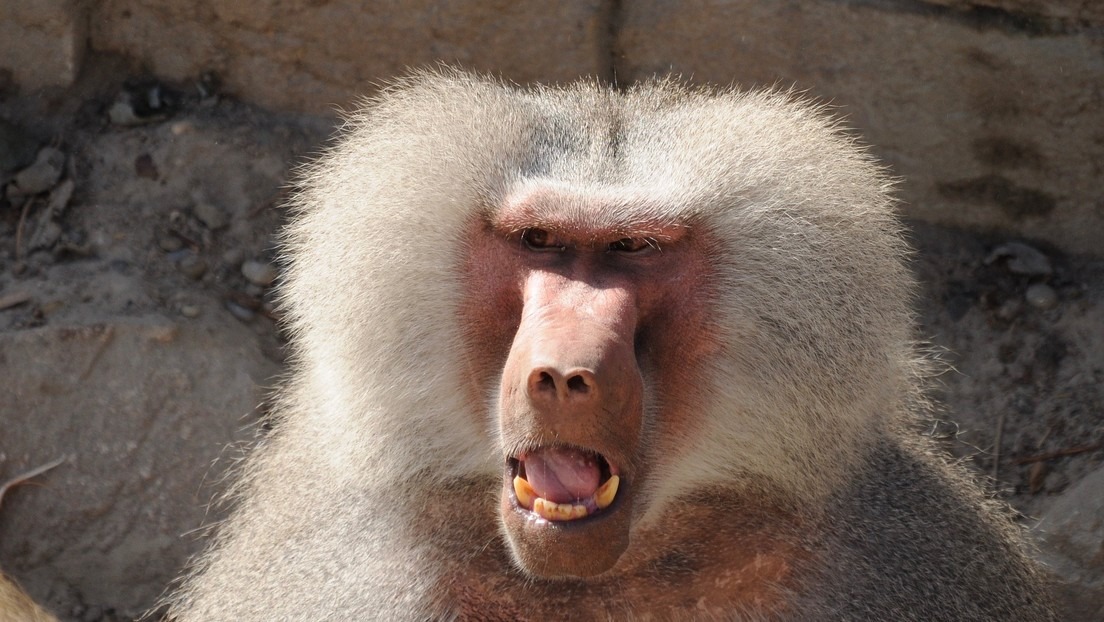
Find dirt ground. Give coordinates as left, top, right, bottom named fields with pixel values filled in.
left=0, top=68, right=1101, bottom=620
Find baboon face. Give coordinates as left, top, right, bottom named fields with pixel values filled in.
left=280, top=72, right=911, bottom=585
left=462, top=186, right=717, bottom=578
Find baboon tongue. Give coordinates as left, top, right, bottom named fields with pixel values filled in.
left=522, top=447, right=602, bottom=504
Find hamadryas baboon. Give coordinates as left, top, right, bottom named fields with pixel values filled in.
left=168, top=70, right=1054, bottom=621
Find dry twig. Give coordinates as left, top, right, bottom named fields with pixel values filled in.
left=1013, top=442, right=1104, bottom=465
left=0, top=457, right=66, bottom=510
left=991, top=412, right=1005, bottom=485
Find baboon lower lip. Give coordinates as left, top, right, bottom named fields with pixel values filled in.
left=501, top=447, right=632, bottom=578
left=507, top=447, right=621, bottom=523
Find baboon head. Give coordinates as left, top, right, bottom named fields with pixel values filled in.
left=280, top=69, right=916, bottom=581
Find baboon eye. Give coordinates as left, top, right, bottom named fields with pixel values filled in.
left=607, top=238, right=654, bottom=254
left=522, top=228, right=566, bottom=252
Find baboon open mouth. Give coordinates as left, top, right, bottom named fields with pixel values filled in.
left=509, top=447, right=621, bottom=522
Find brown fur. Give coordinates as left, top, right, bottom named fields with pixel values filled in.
left=0, top=460, right=62, bottom=622
left=0, top=573, right=57, bottom=622
left=168, top=69, right=1054, bottom=620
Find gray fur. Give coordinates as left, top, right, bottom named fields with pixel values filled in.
left=167, top=69, right=1054, bottom=620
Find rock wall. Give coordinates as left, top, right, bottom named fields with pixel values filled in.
left=1, top=1, right=1100, bottom=253
left=618, top=0, right=1104, bottom=256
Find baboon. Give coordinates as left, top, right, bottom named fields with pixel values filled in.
left=169, top=69, right=1054, bottom=620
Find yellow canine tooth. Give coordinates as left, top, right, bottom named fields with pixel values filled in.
left=533, top=497, right=589, bottom=521
left=513, top=476, right=536, bottom=509
left=594, top=475, right=620, bottom=510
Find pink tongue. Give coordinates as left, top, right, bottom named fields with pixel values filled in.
left=522, top=447, right=602, bottom=504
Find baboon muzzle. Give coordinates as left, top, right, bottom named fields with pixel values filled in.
left=497, top=274, right=643, bottom=577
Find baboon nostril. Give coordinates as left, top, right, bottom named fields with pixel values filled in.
left=527, top=367, right=596, bottom=401
left=528, top=368, right=561, bottom=398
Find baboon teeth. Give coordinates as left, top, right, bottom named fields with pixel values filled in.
left=594, top=475, right=618, bottom=509
left=512, top=475, right=620, bottom=521
left=513, top=474, right=537, bottom=509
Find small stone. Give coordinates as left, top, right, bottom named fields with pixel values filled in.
left=1025, top=283, right=1057, bottom=309
left=995, top=299, right=1021, bottom=321
left=180, top=304, right=201, bottom=318
left=9, top=147, right=65, bottom=196
left=177, top=255, right=208, bottom=280
left=985, top=242, right=1053, bottom=277
left=46, top=178, right=75, bottom=217
left=1036, top=465, right=1104, bottom=598
left=193, top=202, right=230, bottom=230
left=107, top=97, right=144, bottom=126
left=165, top=248, right=190, bottom=263
left=170, top=121, right=195, bottom=136
left=28, top=219, right=62, bottom=251
left=146, top=84, right=164, bottom=111
left=0, top=290, right=31, bottom=310
left=225, top=300, right=256, bottom=322
left=241, top=259, right=277, bottom=287
left=158, top=236, right=183, bottom=252
left=221, top=247, right=245, bottom=268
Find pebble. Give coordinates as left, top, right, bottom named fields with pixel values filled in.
left=46, top=178, right=75, bottom=217
left=995, top=299, right=1021, bottom=321
left=0, top=290, right=31, bottom=310
left=177, top=255, right=208, bottom=280
left=107, top=97, right=144, bottom=126
left=985, top=242, right=1052, bottom=277
left=221, top=247, right=245, bottom=268
left=180, top=304, right=201, bottom=318
left=1037, top=465, right=1104, bottom=590
left=145, top=84, right=164, bottom=111
left=170, top=121, right=195, bottom=136
left=165, top=248, right=191, bottom=263
left=241, top=259, right=277, bottom=287
left=158, top=236, right=183, bottom=252
left=225, top=300, right=256, bottom=322
left=9, top=146, right=65, bottom=196
left=28, top=219, right=62, bottom=251
left=1025, top=283, right=1058, bottom=309
left=193, top=201, right=230, bottom=230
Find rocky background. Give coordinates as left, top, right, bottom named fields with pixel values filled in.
left=0, top=1, right=1101, bottom=620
